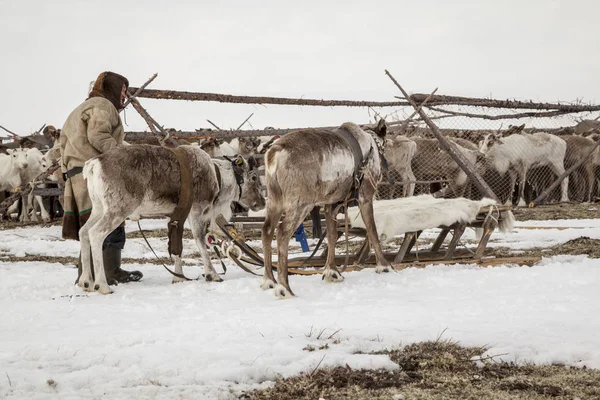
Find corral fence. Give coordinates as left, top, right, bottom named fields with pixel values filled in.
left=2, top=78, right=600, bottom=223
left=125, top=85, right=600, bottom=208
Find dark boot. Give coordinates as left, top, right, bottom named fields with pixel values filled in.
left=103, top=246, right=143, bottom=285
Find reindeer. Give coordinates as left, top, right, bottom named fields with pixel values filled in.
left=77, top=145, right=265, bottom=294
left=478, top=132, right=569, bottom=206
left=261, top=119, right=391, bottom=298
left=383, top=135, right=417, bottom=198
left=198, top=137, right=225, bottom=158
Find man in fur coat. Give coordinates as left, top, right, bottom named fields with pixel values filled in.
left=59, top=71, right=142, bottom=285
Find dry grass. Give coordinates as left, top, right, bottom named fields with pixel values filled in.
left=512, top=202, right=600, bottom=221
left=487, top=237, right=600, bottom=259
left=242, top=340, right=600, bottom=400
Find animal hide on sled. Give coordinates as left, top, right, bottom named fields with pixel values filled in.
left=347, top=194, right=515, bottom=243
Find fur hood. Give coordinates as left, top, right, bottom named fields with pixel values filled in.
left=87, top=71, right=129, bottom=111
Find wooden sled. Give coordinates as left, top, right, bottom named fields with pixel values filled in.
left=215, top=200, right=539, bottom=275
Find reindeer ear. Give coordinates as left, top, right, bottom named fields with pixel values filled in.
left=375, top=118, right=387, bottom=138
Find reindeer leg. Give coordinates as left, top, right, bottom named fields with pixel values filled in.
left=78, top=210, right=103, bottom=292
left=322, top=204, right=343, bottom=283
left=406, top=169, right=416, bottom=197
left=34, top=193, right=51, bottom=222
left=517, top=168, right=528, bottom=207
left=358, top=186, right=392, bottom=273
left=261, top=202, right=282, bottom=290
left=190, top=216, right=222, bottom=283
left=504, top=170, right=516, bottom=206
left=20, top=193, right=30, bottom=222
left=587, top=167, right=594, bottom=203
left=88, top=214, right=123, bottom=295
left=171, top=255, right=186, bottom=284
left=558, top=168, right=570, bottom=203
left=274, top=205, right=312, bottom=298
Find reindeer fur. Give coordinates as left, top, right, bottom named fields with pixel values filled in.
left=261, top=120, right=391, bottom=298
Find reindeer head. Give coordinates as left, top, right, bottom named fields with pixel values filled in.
left=227, top=154, right=265, bottom=211
left=361, top=118, right=388, bottom=153
left=6, top=148, right=29, bottom=169
left=26, top=148, right=49, bottom=170
left=238, top=136, right=261, bottom=155
left=199, top=137, right=224, bottom=158
left=478, top=132, right=503, bottom=153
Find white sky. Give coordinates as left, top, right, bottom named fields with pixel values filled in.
left=1, top=0, right=598, bottom=136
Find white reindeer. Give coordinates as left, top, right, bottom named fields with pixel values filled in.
left=479, top=132, right=569, bottom=206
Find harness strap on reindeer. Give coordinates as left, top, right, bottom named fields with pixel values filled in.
left=167, top=147, right=194, bottom=257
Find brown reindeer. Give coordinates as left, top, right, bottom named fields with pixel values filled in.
left=77, top=145, right=265, bottom=294
left=261, top=120, right=391, bottom=298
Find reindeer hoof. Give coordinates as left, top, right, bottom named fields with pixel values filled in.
left=376, top=265, right=393, bottom=273
left=322, top=269, right=344, bottom=283
left=205, top=273, right=223, bottom=283
left=78, top=277, right=94, bottom=292
left=94, top=283, right=113, bottom=295
left=260, top=278, right=276, bottom=290
left=274, top=284, right=294, bottom=299
left=172, top=276, right=186, bottom=284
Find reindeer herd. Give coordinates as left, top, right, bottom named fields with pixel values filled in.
left=383, top=125, right=600, bottom=206
left=1, top=119, right=599, bottom=298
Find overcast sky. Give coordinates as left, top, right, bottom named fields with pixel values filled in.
left=1, top=0, right=598, bottom=137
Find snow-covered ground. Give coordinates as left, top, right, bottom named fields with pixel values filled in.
left=1, top=218, right=599, bottom=399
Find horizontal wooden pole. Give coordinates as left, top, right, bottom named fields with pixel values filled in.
left=409, top=93, right=600, bottom=112
left=128, top=87, right=408, bottom=108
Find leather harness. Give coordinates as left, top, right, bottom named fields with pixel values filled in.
left=331, top=127, right=374, bottom=195
left=167, top=147, right=194, bottom=257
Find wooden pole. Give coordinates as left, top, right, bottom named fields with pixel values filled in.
left=408, top=93, right=600, bottom=113
left=424, top=106, right=570, bottom=120
left=530, top=139, right=600, bottom=207
left=127, top=96, right=179, bottom=147
left=127, top=87, right=408, bottom=108
left=384, top=70, right=500, bottom=203
left=126, top=127, right=302, bottom=141
left=123, top=73, right=158, bottom=109
left=0, top=125, right=21, bottom=139
left=395, top=88, right=438, bottom=136
left=34, top=123, right=46, bottom=135
left=236, top=113, right=254, bottom=130
left=206, top=119, right=222, bottom=130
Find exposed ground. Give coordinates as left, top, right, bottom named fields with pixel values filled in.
left=242, top=340, right=600, bottom=400
left=511, top=202, right=599, bottom=221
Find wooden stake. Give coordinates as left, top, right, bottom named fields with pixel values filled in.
left=0, top=125, right=20, bottom=139
left=384, top=69, right=500, bottom=203
left=127, top=95, right=179, bottom=147
left=236, top=113, right=254, bottom=130
left=206, top=119, right=221, bottom=130
left=123, top=73, right=158, bottom=109
left=395, top=87, right=438, bottom=135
